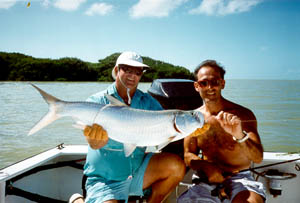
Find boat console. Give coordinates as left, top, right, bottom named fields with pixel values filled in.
left=148, top=79, right=202, bottom=158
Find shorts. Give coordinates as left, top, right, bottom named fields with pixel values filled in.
left=85, top=153, right=153, bottom=203
left=177, top=171, right=266, bottom=203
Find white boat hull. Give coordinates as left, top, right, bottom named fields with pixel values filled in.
left=0, top=145, right=87, bottom=203
left=1, top=145, right=299, bottom=203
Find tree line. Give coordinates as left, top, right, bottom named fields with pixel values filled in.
left=0, top=52, right=194, bottom=82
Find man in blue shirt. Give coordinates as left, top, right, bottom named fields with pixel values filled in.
left=70, top=51, right=186, bottom=203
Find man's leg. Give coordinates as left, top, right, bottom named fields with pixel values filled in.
left=143, top=152, right=186, bottom=203
left=232, top=191, right=264, bottom=203
left=227, top=171, right=265, bottom=203
left=69, top=194, right=119, bottom=203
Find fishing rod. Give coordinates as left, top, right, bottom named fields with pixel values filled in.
left=241, top=157, right=300, bottom=173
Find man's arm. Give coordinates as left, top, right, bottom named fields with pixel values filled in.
left=184, top=133, right=203, bottom=167
left=237, top=115, right=264, bottom=163
left=184, top=134, right=225, bottom=183
left=238, top=130, right=263, bottom=163
left=216, top=110, right=263, bottom=163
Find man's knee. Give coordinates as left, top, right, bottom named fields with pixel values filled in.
left=163, top=153, right=186, bottom=180
left=147, top=152, right=186, bottom=182
left=232, top=190, right=264, bottom=203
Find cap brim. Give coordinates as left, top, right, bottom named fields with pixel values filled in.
left=117, top=59, right=149, bottom=68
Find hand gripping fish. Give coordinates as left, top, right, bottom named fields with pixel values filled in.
left=28, top=84, right=207, bottom=156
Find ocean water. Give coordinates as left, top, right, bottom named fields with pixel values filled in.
left=0, top=80, right=299, bottom=169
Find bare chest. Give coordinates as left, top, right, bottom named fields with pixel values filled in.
left=197, top=134, right=250, bottom=170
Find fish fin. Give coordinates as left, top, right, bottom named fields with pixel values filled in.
left=72, top=121, right=87, bottom=130
left=104, top=93, right=127, bottom=106
left=168, top=135, right=176, bottom=141
left=146, top=137, right=177, bottom=153
left=156, top=141, right=171, bottom=151
left=145, top=146, right=158, bottom=153
left=171, top=134, right=186, bottom=142
left=123, top=143, right=137, bottom=157
left=30, top=83, right=61, bottom=105
left=146, top=137, right=175, bottom=153
left=28, top=84, right=63, bottom=135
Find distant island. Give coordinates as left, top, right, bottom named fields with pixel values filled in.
left=0, top=52, right=193, bottom=82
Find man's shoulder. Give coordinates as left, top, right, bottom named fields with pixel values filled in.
left=87, top=89, right=110, bottom=103
left=138, top=90, right=155, bottom=100
left=88, top=90, right=105, bottom=98
left=226, top=100, right=254, bottom=116
left=87, top=83, right=116, bottom=103
left=135, top=89, right=163, bottom=110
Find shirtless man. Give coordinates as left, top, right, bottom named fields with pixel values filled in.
left=178, top=60, right=265, bottom=203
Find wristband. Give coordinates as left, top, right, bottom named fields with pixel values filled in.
left=232, top=131, right=249, bottom=143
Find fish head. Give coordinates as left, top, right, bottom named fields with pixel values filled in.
left=174, top=110, right=205, bottom=135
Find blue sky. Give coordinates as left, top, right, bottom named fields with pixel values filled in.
left=1, top=0, right=299, bottom=80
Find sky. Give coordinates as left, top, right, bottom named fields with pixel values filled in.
left=0, top=0, right=299, bottom=80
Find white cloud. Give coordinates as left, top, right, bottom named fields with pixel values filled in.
left=85, top=3, right=113, bottom=16
left=0, top=0, right=17, bottom=9
left=54, top=0, right=86, bottom=11
left=130, top=0, right=188, bottom=18
left=189, top=0, right=262, bottom=16
left=42, top=0, right=50, bottom=8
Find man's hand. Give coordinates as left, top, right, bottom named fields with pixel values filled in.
left=205, top=166, right=226, bottom=183
left=84, top=124, right=108, bottom=149
left=215, top=111, right=244, bottom=140
left=189, top=123, right=211, bottom=137
left=191, top=160, right=225, bottom=183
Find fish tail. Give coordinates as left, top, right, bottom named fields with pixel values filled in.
left=28, top=84, right=62, bottom=135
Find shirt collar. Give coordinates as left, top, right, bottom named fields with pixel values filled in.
left=107, top=82, right=143, bottom=107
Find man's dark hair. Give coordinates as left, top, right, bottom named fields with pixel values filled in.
left=194, top=60, right=226, bottom=80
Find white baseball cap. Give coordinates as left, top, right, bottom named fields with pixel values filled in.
left=112, top=51, right=149, bottom=80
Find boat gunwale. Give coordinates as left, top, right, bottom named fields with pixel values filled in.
left=1, top=145, right=299, bottom=183
left=0, top=145, right=87, bottom=182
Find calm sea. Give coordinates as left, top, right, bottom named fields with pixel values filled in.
left=0, top=80, right=300, bottom=169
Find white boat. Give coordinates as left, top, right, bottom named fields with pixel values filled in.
left=1, top=79, right=299, bottom=202
left=0, top=144, right=299, bottom=203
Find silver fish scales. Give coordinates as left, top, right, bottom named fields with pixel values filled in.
left=28, top=84, right=205, bottom=156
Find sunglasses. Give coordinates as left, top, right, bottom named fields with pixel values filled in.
left=197, top=79, right=222, bottom=88
left=119, top=65, right=145, bottom=76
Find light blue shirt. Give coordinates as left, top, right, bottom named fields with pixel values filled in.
left=84, top=83, right=163, bottom=181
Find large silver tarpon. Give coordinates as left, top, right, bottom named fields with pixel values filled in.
left=28, top=84, right=206, bottom=156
